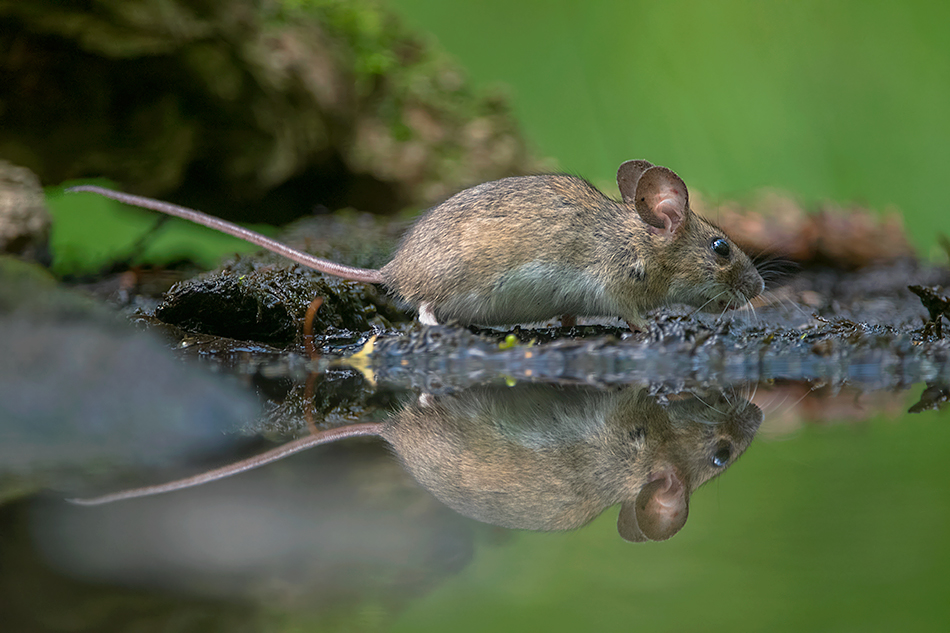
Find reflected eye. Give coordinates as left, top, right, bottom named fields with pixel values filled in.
left=711, top=443, right=732, bottom=467
left=711, top=238, right=731, bottom=258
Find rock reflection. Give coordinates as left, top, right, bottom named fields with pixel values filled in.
left=74, top=382, right=762, bottom=542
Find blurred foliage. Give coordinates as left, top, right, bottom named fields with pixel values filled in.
left=15, top=0, right=534, bottom=277
left=276, top=0, right=400, bottom=79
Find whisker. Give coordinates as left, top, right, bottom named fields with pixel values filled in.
left=689, top=289, right=729, bottom=319
left=754, top=387, right=791, bottom=416
left=786, top=382, right=821, bottom=413
left=717, top=296, right=734, bottom=322
left=746, top=298, right=759, bottom=325
left=692, top=392, right=727, bottom=416
left=776, top=292, right=815, bottom=322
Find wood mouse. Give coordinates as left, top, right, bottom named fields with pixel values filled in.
left=69, top=160, right=764, bottom=329
left=72, top=384, right=762, bottom=542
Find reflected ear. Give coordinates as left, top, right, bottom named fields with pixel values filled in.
left=634, top=471, right=689, bottom=541
left=617, top=501, right=648, bottom=542
left=617, top=159, right=655, bottom=203
left=634, top=166, right=690, bottom=237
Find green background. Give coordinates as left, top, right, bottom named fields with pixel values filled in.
left=390, top=0, right=950, bottom=258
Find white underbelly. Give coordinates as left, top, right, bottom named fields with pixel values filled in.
left=435, top=262, right=618, bottom=325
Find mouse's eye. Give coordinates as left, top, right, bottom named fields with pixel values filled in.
left=711, top=442, right=732, bottom=467
left=711, top=237, right=731, bottom=258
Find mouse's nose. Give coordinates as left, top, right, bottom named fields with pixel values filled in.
left=743, top=269, right=765, bottom=300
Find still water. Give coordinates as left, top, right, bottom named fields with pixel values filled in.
left=3, top=318, right=948, bottom=632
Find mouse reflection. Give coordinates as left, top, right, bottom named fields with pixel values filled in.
left=390, top=385, right=761, bottom=541
left=74, top=383, right=762, bottom=542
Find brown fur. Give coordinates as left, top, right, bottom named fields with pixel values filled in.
left=383, top=163, right=763, bottom=326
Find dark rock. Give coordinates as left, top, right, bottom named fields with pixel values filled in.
left=153, top=255, right=401, bottom=346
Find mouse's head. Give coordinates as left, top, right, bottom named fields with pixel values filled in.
left=614, top=388, right=762, bottom=542
left=617, top=160, right=764, bottom=313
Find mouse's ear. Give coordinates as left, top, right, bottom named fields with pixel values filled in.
left=617, top=501, right=648, bottom=542
left=622, top=470, right=689, bottom=541
left=634, top=166, right=690, bottom=237
left=617, top=159, right=655, bottom=203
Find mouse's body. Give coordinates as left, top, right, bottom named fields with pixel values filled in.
left=383, top=170, right=761, bottom=327
left=383, top=174, right=649, bottom=326
left=70, top=160, right=764, bottom=329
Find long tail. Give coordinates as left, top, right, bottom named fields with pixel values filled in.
left=67, top=185, right=384, bottom=283
left=69, top=422, right=385, bottom=505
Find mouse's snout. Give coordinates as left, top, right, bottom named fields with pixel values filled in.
left=729, top=250, right=765, bottom=299
left=745, top=268, right=765, bottom=300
